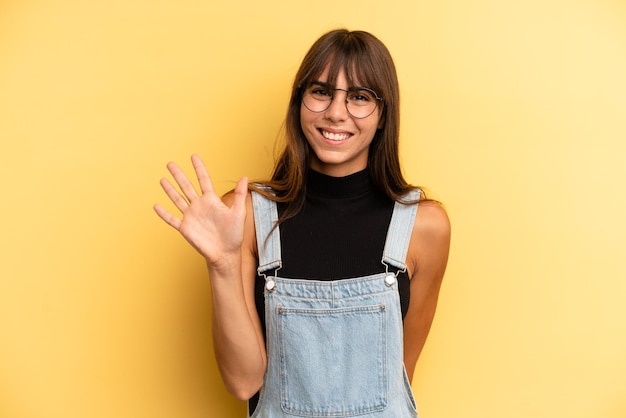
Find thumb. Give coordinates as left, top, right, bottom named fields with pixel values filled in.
left=231, top=176, right=249, bottom=214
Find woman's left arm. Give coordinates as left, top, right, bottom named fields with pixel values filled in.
left=403, top=201, right=451, bottom=381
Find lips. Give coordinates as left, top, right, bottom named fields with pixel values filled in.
left=320, top=129, right=352, bottom=142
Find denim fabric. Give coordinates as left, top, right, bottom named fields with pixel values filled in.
left=249, top=189, right=420, bottom=418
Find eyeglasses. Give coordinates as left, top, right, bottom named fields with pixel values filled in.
left=302, top=82, right=383, bottom=119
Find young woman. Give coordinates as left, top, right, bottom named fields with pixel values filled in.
left=154, top=29, right=450, bottom=418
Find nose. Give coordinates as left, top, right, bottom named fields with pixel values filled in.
left=324, top=90, right=349, bottom=121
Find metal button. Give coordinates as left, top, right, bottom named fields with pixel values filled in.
left=266, top=279, right=276, bottom=292
left=384, top=274, right=396, bottom=286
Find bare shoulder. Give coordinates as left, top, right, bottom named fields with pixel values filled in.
left=407, top=200, right=451, bottom=277
left=413, top=200, right=451, bottom=242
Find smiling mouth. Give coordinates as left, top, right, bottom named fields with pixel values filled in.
left=320, top=129, right=351, bottom=141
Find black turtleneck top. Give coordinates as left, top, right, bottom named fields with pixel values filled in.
left=249, top=168, right=411, bottom=410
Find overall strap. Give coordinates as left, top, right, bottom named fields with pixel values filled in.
left=382, top=189, right=421, bottom=274
left=251, top=186, right=282, bottom=276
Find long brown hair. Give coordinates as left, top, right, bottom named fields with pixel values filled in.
left=252, top=29, right=423, bottom=222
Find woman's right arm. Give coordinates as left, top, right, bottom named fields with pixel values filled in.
left=153, top=155, right=266, bottom=400
left=208, top=192, right=267, bottom=400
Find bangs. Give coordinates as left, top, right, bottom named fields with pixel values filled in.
left=301, top=41, right=386, bottom=99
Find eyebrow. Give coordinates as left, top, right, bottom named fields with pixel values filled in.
left=308, top=81, right=370, bottom=92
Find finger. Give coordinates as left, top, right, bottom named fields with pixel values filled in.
left=167, top=161, right=199, bottom=202
left=160, top=177, right=189, bottom=212
left=153, top=204, right=182, bottom=230
left=231, top=176, right=249, bottom=215
left=191, top=154, right=216, bottom=195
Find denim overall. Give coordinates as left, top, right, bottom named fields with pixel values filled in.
left=249, top=189, right=420, bottom=418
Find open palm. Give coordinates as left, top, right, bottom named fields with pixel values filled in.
left=154, top=155, right=248, bottom=268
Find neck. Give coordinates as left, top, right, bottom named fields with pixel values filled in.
left=307, top=167, right=372, bottom=198
left=308, top=157, right=368, bottom=178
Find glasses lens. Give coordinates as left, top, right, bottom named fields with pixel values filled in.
left=302, top=85, right=332, bottom=113
left=302, top=85, right=381, bottom=119
left=346, top=89, right=378, bottom=119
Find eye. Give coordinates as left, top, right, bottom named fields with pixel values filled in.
left=306, top=84, right=332, bottom=99
left=312, top=88, right=331, bottom=97
left=348, top=90, right=375, bottom=104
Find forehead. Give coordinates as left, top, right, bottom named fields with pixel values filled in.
left=314, top=63, right=366, bottom=88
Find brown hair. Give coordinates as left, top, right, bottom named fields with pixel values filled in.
left=253, top=29, right=423, bottom=222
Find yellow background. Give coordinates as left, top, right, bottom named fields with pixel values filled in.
left=1, top=0, right=625, bottom=417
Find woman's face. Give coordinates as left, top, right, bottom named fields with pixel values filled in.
left=300, top=66, right=382, bottom=177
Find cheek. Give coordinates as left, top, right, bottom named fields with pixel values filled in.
left=299, top=110, right=317, bottom=146
left=300, top=108, right=312, bottom=133
left=357, top=118, right=382, bottom=139
left=300, top=103, right=312, bottom=123
left=375, top=108, right=384, bottom=129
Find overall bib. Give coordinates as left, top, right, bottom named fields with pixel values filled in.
left=249, top=189, right=420, bottom=418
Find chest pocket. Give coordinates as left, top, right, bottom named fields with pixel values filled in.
left=276, top=304, right=388, bottom=417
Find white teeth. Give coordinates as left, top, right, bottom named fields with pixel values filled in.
left=322, top=130, right=350, bottom=141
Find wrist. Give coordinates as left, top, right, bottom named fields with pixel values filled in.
left=206, top=251, right=242, bottom=279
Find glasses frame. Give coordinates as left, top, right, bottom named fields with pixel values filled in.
left=301, top=83, right=383, bottom=119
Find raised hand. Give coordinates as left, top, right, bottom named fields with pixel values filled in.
left=153, top=155, right=248, bottom=270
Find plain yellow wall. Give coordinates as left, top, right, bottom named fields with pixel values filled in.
left=1, top=1, right=625, bottom=417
